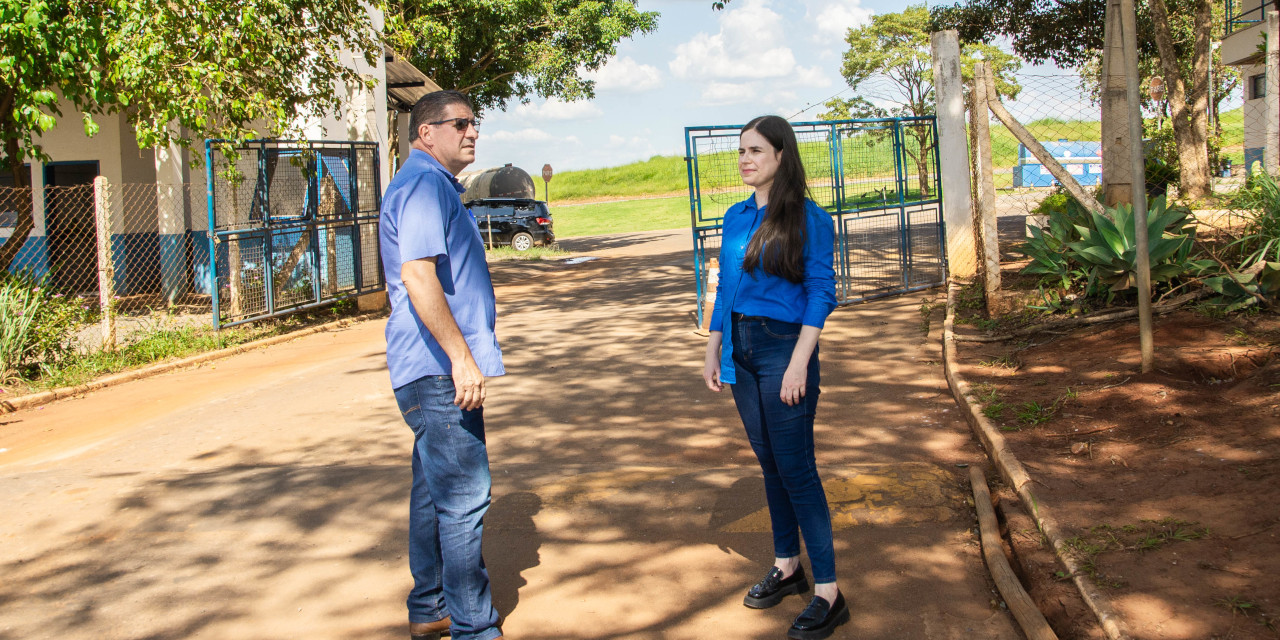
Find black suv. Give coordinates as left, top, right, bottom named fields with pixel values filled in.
left=465, top=198, right=555, bottom=251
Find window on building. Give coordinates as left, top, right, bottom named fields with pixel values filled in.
left=1251, top=73, right=1267, bottom=100
left=0, top=165, right=32, bottom=228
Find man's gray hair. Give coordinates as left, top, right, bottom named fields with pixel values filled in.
left=409, top=90, right=474, bottom=142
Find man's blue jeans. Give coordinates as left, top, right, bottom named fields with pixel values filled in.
left=729, top=314, right=836, bottom=584
left=394, top=375, right=502, bottom=640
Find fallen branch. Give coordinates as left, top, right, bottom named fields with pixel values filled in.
left=1098, top=376, right=1132, bottom=390
left=954, top=290, right=1210, bottom=343
left=1045, top=425, right=1119, bottom=438
left=1230, top=520, right=1279, bottom=540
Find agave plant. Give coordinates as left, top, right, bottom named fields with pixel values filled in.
left=1065, top=195, right=1197, bottom=295
left=1018, top=199, right=1090, bottom=290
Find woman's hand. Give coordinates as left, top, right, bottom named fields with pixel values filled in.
left=704, top=358, right=723, bottom=392
left=781, top=325, right=822, bottom=406
left=704, top=331, right=724, bottom=392
left=780, top=363, right=806, bottom=406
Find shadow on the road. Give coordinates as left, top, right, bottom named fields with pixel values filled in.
left=0, top=230, right=1007, bottom=640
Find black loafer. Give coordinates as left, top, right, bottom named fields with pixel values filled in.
left=787, top=591, right=850, bottom=640
left=743, top=565, right=809, bottom=609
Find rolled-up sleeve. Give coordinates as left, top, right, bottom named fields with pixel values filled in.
left=801, top=204, right=837, bottom=328
left=397, top=174, right=452, bottom=264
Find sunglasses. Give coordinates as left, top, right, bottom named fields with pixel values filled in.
left=428, top=117, right=479, bottom=132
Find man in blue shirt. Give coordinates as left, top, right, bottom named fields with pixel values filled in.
left=380, top=90, right=504, bottom=640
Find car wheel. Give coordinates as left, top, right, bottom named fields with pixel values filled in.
left=511, top=231, right=534, bottom=251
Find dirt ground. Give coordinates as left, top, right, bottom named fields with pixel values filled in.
left=953, top=287, right=1280, bottom=639
left=0, top=229, right=1021, bottom=640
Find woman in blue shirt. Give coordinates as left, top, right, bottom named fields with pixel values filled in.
left=702, top=115, right=844, bottom=640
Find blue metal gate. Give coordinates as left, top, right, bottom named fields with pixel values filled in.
left=686, top=117, right=945, bottom=326
left=204, top=140, right=384, bottom=328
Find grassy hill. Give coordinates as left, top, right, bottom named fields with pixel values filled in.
left=552, top=155, right=689, bottom=202
left=547, top=108, right=1246, bottom=237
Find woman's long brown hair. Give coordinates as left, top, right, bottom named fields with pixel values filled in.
left=740, top=115, right=809, bottom=283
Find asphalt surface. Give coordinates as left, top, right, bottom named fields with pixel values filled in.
left=0, top=229, right=1020, bottom=640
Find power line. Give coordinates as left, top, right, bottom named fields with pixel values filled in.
left=789, top=84, right=855, bottom=120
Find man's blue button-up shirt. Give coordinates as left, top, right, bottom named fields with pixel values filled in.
left=380, top=149, right=504, bottom=389
left=708, top=195, right=837, bottom=384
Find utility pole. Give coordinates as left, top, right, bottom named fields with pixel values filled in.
left=1121, top=0, right=1154, bottom=372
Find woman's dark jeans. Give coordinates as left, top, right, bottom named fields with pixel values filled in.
left=730, top=314, right=836, bottom=583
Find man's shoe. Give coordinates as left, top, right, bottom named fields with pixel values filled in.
left=409, top=616, right=451, bottom=640
left=743, top=565, right=809, bottom=609
left=787, top=592, right=850, bottom=640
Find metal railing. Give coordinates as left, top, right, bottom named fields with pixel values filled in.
left=685, top=116, right=945, bottom=326
left=205, top=140, right=384, bottom=328
left=1226, top=0, right=1275, bottom=35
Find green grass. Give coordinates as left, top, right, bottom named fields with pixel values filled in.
left=552, top=196, right=691, bottom=238
left=552, top=155, right=689, bottom=201
left=19, top=303, right=363, bottom=392
left=485, top=245, right=569, bottom=261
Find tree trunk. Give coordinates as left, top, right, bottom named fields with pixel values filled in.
left=1149, top=0, right=1212, bottom=200
left=0, top=135, right=35, bottom=273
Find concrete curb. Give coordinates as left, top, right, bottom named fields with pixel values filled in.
left=942, top=281, right=1132, bottom=640
left=0, top=312, right=384, bottom=414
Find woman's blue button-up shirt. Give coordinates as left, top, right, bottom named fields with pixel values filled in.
left=709, top=195, right=837, bottom=384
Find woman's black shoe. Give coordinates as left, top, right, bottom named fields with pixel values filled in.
left=787, top=591, right=850, bottom=640
left=743, top=565, right=809, bottom=609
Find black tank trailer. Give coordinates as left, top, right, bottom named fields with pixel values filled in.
left=457, top=163, right=536, bottom=203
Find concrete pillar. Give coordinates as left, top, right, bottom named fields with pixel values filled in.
left=1267, top=11, right=1279, bottom=174
left=155, top=139, right=188, bottom=305
left=1102, top=0, right=1136, bottom=205
left=930, top=30, right=977, bottom=279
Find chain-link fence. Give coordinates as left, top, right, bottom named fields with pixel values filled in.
left=0, top=180, right=216, bottom=353
left=975, top=69, right=1248, bottom=252
left=0, top=182, right=212, bottom=308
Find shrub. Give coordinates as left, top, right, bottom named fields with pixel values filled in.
left=0, top=272, right=92, bottom=380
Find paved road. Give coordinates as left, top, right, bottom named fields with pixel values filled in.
left=0, top=229, right=1019, bottom=640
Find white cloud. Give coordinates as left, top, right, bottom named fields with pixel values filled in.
left=808, top=0, right=873, bottom=43
left=792, top=65, right=832, bottom=88
left=700, top=81, right=758, bottom=107
left=488, top=128, right=554, bottom=143
left=585, top=56, right=662, bottom=92
left=513, top=98, right=603, bottom=121
left=669, top=0, right=797, bottom=80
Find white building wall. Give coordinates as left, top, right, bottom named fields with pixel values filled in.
left=298, top=4, right=392, bottom=195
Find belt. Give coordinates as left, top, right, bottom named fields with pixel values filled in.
left=731, top=312, right=768, bottom=321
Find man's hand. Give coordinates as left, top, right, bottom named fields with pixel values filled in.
left=452, top=356, right=486, bottom=410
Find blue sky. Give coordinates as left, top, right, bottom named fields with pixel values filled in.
left=472, top=0, right=901, bottom=174
left=468, top=0, right=1243, bottom=177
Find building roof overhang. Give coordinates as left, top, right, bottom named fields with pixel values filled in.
left=384, top=46, right=442, bottom=113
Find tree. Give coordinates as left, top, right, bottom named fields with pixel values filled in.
left=824, top=5, right=1021, bottom=196
left=385, top=0, right=659, bottom=114
left=0, top=0, right=380, bottom=271
left=929, top=0, right=1217, bottom=199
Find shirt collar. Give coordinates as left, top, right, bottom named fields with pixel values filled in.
left=409, top=148, right=466, bottom=195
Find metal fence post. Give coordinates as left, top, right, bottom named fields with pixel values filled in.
left=93, top=176, right=116, bottom=350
